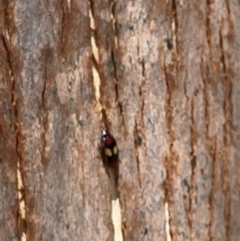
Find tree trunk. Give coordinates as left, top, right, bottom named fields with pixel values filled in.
left=0, top=1, right=240, bottom=241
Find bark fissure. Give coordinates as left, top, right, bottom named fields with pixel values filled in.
left=201, top=54, right=217, bottom=241
left=41, top=65, right=48, bottom=166
left=162, top=3, right=180, bottom=237
left=188, top=98, right=197, bottom=237
left=60, top=0, right=66, bottom=55
left=141, top=59, right=145, bottom=78
left=133, top=127, right=142, bottom=189
left=219, top=28, right=231, bottom=241
left=134, top=56, right=146, bottom=189
left=133, top=71, right=146, bottom=190
left=109, top=3, right=124, bottom=240
left=208, top=138, right=217, bottom=241
left=110, top=1, right=124, bottom=128
left=163, top=60, right=177, bottom=241
left=111, top=49, right=124, bottom=127
left=200, top=55, right=210, bottom=138
left=89, top=2, right=124, bottom=240
left=171, top=0, right=178, bottom=55
left=206, top=0, right=212, bottom=48
left=2, top=10, right=27, bottom=240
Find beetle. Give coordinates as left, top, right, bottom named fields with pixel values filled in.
left=99, top=129, right=119, bottom=166
left=99, top=129, right=120, bottom=198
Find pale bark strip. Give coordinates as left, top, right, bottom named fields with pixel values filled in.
left=115, top=1, right=168, bottom=240
left=112, top=198, right=123, bottom=241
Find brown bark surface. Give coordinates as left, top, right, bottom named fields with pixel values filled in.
left=0, top=0, right=240, bottom=241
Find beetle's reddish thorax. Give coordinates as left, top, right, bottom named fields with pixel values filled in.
left=104, top=134, right=115, bottom=145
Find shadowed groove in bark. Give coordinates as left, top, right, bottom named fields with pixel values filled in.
left=110, top=0, right=125, bottom=129
left=60, top=0, right=66, bottom=55
left=163, top=58, right=177, bottom=241
left=109, top=2, right=124, bottom=240
left=134, top=58, right=146, bottom=190
left=200, top=55, right=210, bottom=140
left=133, top=121, right=142, bottom=189
left=89, top=1, right=123, bottom=240
left=60, top=0, right=70, bottom=56
left=133, top=28, right=149, bottom=189
left=200, top=54, right=215, bottom=241
left=206, top=0, right=212, bottom=48
left=219, top=25, right=232, bottom=241
left=171, top=0, right=179, bottom=55
left=162, top=1, right=180, bottom=239
left=111, top=49, right=124, bottom=128
left=209, top=138, right=218, bottom=241
left=133, top=45, right=146, bottom=189
left=188, top=98, right=197, bottom=237
left=201, top=45, right=228, bottom=241
left=2, top=3, right=27, bottom=240
left=41, top=60, right=48, bottom=166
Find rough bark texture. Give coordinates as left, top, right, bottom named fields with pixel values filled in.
left=0, top=0, right=240, bottom=241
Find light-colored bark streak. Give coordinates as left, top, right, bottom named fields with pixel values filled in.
left=89, top=0, right=101, bottom=117
left=2, top=18, right=27, bottom=240
left=17, top=163, right=26, bottom=241
left=165, top=202, right=172, bottom=241
left=110, top=0, right=118, bottom=49
left=171, top=0, right=178, bottom=56
left=112, top=199, right=123, bottom=241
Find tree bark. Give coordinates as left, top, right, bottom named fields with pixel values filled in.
left=0, top=1, right=240, bottom=241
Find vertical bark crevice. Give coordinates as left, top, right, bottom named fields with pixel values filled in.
left=59, top=0, right=72, bottom=57
left=112, top=49, right=124, bottom=128
left=109, top=3, right=124, bottom=240
left=200, top=55, right=210, bottom=139
left=133, top=124, right=142, bottom=189
left=206, top=0, right=212, bottom=48
left=219, top=27, right=231, bottom=241
left=188, top=98, right=197, bottom=237
left=89, top=2, right=124, bottom=240
left=41, top=63, right=48, bottom=166
left=133, top=77, right=145, bottom=190
left=60, top=0, right=67, bottom=56
left=2, top=4, right=27, bottom=240
left=208, top=138, right=218, bottom=241
left=110, top=1, right=125, bottom=128
left=133, top=56, right=146, bottom=189
left=201, top=54, right=218, bottom=241
left=171, top=0, right=179, bottom=56
left=163, top=59, right=178, bottom=241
